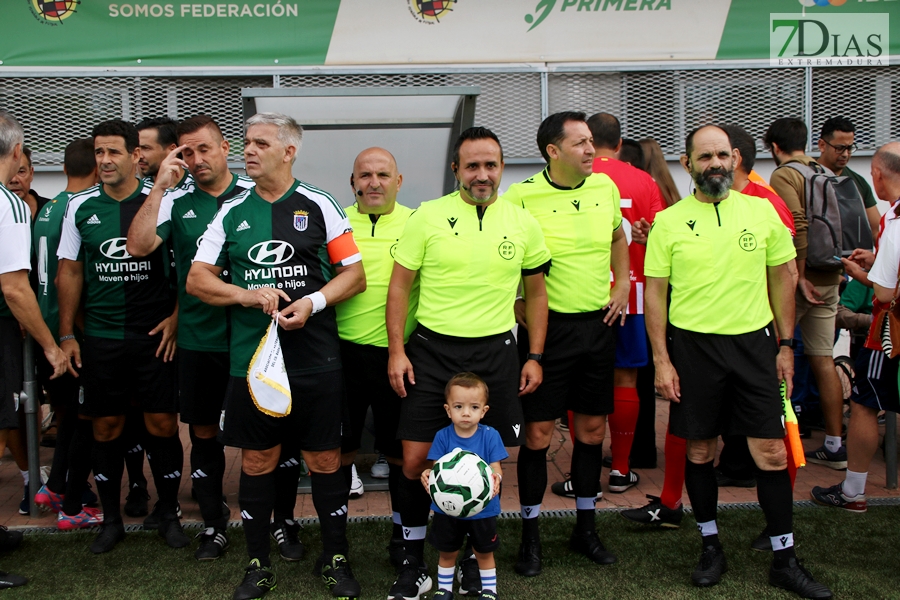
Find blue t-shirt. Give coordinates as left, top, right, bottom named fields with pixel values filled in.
left=427, top=424, right=509, bottom=520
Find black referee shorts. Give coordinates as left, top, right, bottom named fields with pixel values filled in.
left=339, top=340, right=402, bottom=459
left=80, top=335, right=177, bottom=418
left=518, top=310, right=615, bottom=423
left=397, top=325, right=523, bottom=447
left=667, top=324, right=785, bottom=440
left=178, top=348, right=229, bottom=426
left=220, top=370, right=343, bottom=452
left=0, top=317, right=22, bottom=430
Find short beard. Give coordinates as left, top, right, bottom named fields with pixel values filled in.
left=694, top=167, right=734, bottom=199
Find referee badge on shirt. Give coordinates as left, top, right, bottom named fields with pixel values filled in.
left=293, top=210, right=308, bottom=232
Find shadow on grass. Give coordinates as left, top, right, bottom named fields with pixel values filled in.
left=1, top=506, right=897, bottom=598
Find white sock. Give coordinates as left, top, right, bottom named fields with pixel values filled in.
left=824, top=435, right=842, bottom=453
left=437, top=565, right=454, bottom=591
left=480, top=568, right=497, bottom=593
left=20, top=470, right=29, bottom=486
left=843, top=470, right=868, bottom=498
left=696, top=519, right=718, bottom=537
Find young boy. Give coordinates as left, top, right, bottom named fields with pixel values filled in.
left=420, top=373, right=507, bottom=600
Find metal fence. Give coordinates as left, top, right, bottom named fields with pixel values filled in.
left=1, top=64, right=896, bottom=167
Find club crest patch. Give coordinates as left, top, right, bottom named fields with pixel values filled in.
left=293, top=210, right=308, bottom=232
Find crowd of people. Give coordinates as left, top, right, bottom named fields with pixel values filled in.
left=0, top=104, right=897, bottom=600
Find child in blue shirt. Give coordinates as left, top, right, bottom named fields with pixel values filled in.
left=420, top=372, right=507, bottom=600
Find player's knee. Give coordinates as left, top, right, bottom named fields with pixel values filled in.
left=749, top=438, right=787, bottom=471
left=191, top=423, right=218, bottom=439
left=93, top=416, right=124, bottom=442
left=145, top=412, right=178, bottom=437
left=524, top=421, right=554, bottom=449
left=242, top=449, right=278, bottom=476
left=305, top=449, right=341, bottom=474
left=686, top=439, right=716, bottom=464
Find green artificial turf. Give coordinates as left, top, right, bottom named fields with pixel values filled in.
left=1, top=507, right=897, bottom=599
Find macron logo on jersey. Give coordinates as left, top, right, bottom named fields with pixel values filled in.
left=87, top=214, right=101, bottom=225
left=237, top=220, right=251, bottom=232
left=183, top=209, right=197, bottom=219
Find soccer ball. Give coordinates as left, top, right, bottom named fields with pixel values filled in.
left=428, top=448, right=494, bottom=518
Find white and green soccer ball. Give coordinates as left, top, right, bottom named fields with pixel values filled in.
left=428, top=448, right=494, bottom=518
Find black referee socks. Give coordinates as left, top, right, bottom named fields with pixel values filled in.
left=311, top=470, right=350, bottom=557
left=388, top=462, right=403, bottom=540
left=190, top=432, right=227, bottom=529
left=518, top=446, right=549, bottom=541
left=146, top=433, right=183, bottom=516
left=755, top=467, right=796, bottom=566
left=685, top=459, right=720, bottom=547
left=397, top=474, right=431, bottom=562
left=61, top=418, right=94, bottom=517
left=571, top=440, right=604, bottom=533
left=239, top=470, right=276, bottom=565
left=46, top=407, right=78, bottom=494
left=93, top=436, right=126, bottom=523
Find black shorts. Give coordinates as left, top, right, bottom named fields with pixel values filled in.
left=178, top=349, right=229, bottom=426
left=339, top=341, right=402, bottom=458
left=667, top=324, right=785, bottom=440
left=850, top=347, right=900, bottom=412
left=80, top=335, right=178, bottom=418
left=518, top=311, right=615, bottom=423
left=429, top=513, right=500, bottom=554
left=0, top=318, right=22, bottom=430
left=36, top=340, right=80, bottom=409
left=397, top=326, right=523, bottom=447
left=220, top=371, right=343, bottom=452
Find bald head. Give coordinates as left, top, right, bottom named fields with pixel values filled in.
left=872, top=142, right=900, bottom=202
left=351, top=147, right=402, bottom=215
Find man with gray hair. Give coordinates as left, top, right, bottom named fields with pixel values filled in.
left=812, top=142, right=900, bottom=514
left=0, top=110, right=69, bottom=590
left=188, top=112, right=366, bottom=600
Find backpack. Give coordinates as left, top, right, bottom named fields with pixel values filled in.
left=780, top=161, right=873, bottom=271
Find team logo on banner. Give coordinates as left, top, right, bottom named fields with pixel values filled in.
left=293, top=210, right=309, bottom=232
left=28, top=0, right=80, bottom=25
left=408, top=0, right=457, bottom=24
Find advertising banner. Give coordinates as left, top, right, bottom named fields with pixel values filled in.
left=0, top=0, right=895, bottom=67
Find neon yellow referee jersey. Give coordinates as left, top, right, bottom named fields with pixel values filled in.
left=394, top=191, right=551, bottom=338
left=336, top=203, right=418, bottom=347
left=644, top=191, right=796, bottom=335
left=503, top=169, right=622, bottom=312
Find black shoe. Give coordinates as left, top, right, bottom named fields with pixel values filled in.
left=549, top=475, right=602, bottom=501
left=478, top=593, right=498, bottom=600
left=513, top=539, right=542, bottom=577
left=90, top=522, right=125, bottom=554
left=691, top=545, right=726, bottom=587
left=387, top=556, right=432, bottom=600
left=233, top=558, right=276, bottom=600
left=457, top=554, right=481, bottom=596
left=569, top=530, right=616, bottom=565
left=769, top=557, right=833, bottom=598
left=0, top=526, right=24, bottom=553
left=387, top=538, right=406, bottom=570
left=432, top=591, right=454, bottom=600
left=158, top=515, right=191, bottom=549
left=124, top=483, right=149, bottom=517
left=316, top=553, right=361, bottom=598
left=143, top=500, right=182, bottom=530
left=270, top=519, right=304, bottom=561
left=620, top=495, right=684, bottom=528
left=0, top=570, right=27, bottom=589
left=751, top=528, right=772, bottom=552
left=195, top=527, right=229, bottom=560
left=714, top=468, right=756, bottom=488
left=607, top=469, right=640, bottom=493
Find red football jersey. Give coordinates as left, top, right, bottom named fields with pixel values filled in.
left=741, top=180, right=796, bottom=237
left=593, top=156, right=664, bottom=314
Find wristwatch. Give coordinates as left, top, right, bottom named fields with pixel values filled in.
left=779, top=339, right=797, bottom=349
left=526, top=353, right=543, bottom=364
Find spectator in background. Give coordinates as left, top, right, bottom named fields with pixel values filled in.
left=639, top=138, right=681, bottom=207
left=817, top=117, right=880, bottom=240
left=617, top=138, right=644, bottom=168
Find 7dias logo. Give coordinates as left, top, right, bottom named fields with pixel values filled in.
left=28, top=0, right=80, bottom=25
left=770, top=12, right=889, bottom=66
